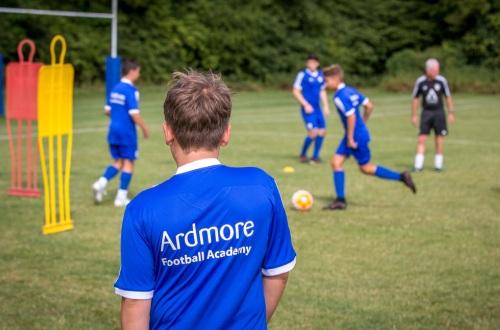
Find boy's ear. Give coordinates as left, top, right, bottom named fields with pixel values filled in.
left=162, top=122, right=175, bottom=146
left=221, top=124, right=231, bottom=147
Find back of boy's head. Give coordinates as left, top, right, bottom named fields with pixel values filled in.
left=163, top=71, right=232, bottom=152
left=122, top=59, right=140, bottom=76
left=323, top=64, right=344, bottom=78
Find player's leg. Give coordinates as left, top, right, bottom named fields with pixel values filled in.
left=300, top=114, right=317, bottom=162
left=92, top=145, right=123, bottom=203
left=324, top=138, right=348, bottom=210
left=114, top=146, right=136, bottom=207
left=434, top=135, right=444, bottom=171
left=355, top=141, right=416, bottom=193
left=433, top=111, right=448, bottom=171
left=311, top=113, right=326, bottom=163
left=414, top=111, right=431, bottom=171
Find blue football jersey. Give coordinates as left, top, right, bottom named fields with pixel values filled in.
left=114, top=159, right=296, bottom=330
left=293, top=69, right=325, bottom=109
left=333, top=83, right=370, bottom=141
left=106, top=78, right=140, bottom=146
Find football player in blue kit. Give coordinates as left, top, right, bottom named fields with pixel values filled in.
left=323, top=64, right=416, bottom=210
left=92, top=59, right=150, bottom=207
left=293, top=54, right=330, bottom=163
left=115, top=71, right=296, bottom=329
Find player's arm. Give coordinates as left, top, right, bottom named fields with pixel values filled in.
left=320, top=89, right=330, bottom=116
left=446, top=96, right=455, bottom=124
left=346, top=114, right=357, bottom=149
left=263, top=272, right=289, bottom=322
left=105, top=105, right=111, bottom=117
left=121, top=298, right=150, bottom=330
left=130, top=112, right=150, bottom=139
left=362, top=99, right=373, bottom=122
left=411, top=97, right=420, bottom=127
left=293, top=88, right=313, bottom=113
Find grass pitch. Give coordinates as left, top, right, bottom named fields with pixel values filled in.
left=0, top=87, right=499, bottom=329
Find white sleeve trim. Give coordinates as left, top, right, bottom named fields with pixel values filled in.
left=128, top=109, right=140, bottom=114
left=362, top=98, right=369, bottom=106
left=412, top=76, right=425, bottom=97
left=293, top=72, right=305, bottom=90
left=437, top=75, right=451, bottom=96
left=115, top=287, right=154, bottom=299
left=262, top=257, right=296, bottom=276
left=104, top=105, right=111, bottom=111
left=334, top=97, right=345, bottom=112
left=345, top=108, right=356, bottom=116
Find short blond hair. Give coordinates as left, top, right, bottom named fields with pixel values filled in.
left=323, top=64, right=344, bottom=80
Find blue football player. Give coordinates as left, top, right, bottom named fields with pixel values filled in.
left=115, top=71, right=296, bottom=329
left=293, top=54, right=330, bottom=163
left=92, top=59, right=149, bottom=207
left=323, top=64, right=416, bottom=210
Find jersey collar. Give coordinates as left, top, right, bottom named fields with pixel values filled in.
left=305, top=69, right=319, bottom=77
left=337, top=82, right=346, bottom=90
left=175, top=158, right=221, bottom=175
left=121, top=78, right=134, bottom=86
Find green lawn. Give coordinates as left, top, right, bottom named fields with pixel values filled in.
left=0, top=87, right=499, bottom=329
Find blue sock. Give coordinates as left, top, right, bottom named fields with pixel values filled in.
left=119, top=172, right=133, bottom=190
left=375, top=165, right=401, bottom=181
left=102, top=165, right=119, bottom=181
left=312, top=136, right=324, bottom=159
left=300, top=136, right=314, bottom=157
left=333, top=171, right=345, bottom=200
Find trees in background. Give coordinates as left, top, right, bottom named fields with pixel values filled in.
left=0, top=0, right=498, bottom=91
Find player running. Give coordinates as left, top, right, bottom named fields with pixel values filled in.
left=115, top=71, right=295, bottom=329
left=293, top=53, right=330, bottom=163
left=92, top=59, right=149, bottom=207
left=412, top=58, right=455, bottom=171
left=323, top=64, right=416, bottom=210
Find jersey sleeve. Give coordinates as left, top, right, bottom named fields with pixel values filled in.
left=262, top=180, right=296, bottom=276
left=412, top=79, right=422, bottom=98
left=127, top=88, right=140, bottom=114
left=358, top=91, right=369, bottom=106
left=293, top=71, right=305, bottom=90
left=114, top=204, right=155, bottom=299
left=440, top=77, right=451, bottom=96
left=334, top=95, right=355, bottom=117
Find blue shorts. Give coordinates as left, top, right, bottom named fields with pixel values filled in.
left=109, top=144, right=138, bottom=161
left=301, top=109, right=326, bottom=130
left=336, top=136, right=371, bottom=166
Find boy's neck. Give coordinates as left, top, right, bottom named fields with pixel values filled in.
left=174, top=148, right=220, bottom=168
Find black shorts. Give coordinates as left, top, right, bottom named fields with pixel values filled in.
left=420, top=110, right=448, bottom=136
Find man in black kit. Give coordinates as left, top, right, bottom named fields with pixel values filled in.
left=411, top=58, right=455, bottom=171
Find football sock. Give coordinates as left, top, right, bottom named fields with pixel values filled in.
left=333, top=170, right=345, bottom=200
left=300, top=136, right=314, bottom=157
left=375, top=165, right=402, bottom=181
left=102, top=165, right=119, bottom=182
left=435, top=154, right=443, bottom=169
left=116, top=189, right=128, bottom=201
left=119, top=172, right=133, bottom=190
left=312, top=136, right=324, bottom=159
left=414, top=153, right=424, bottom=169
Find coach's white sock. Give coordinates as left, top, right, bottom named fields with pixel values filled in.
left=414, top=153, right=424, bottom=170
left=435, top=154, right=444, bottom=170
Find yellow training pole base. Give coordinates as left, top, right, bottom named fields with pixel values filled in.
left=42, top=221, right=74, bottom=235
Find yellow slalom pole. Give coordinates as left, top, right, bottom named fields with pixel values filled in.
left=38, top=137, right=50, bottom=227
left=48, top=135, right=56, bottom=226
left=57, top=134, right=64, bottom=224
left=64, top=133, right=73, bottom=225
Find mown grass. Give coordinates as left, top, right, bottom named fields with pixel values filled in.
left=0, top=87, right=499, bottom=329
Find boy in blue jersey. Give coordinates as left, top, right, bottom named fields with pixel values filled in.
left=323, top=65, right=416, bottom=210
left=92, top=59, right=149, bottom=207
left=114, top=71, right=296, bottom=329
left=293, top=54, right=330, bottom=163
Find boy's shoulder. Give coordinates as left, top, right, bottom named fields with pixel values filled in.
left=129, top=165, right=276, bottom=207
